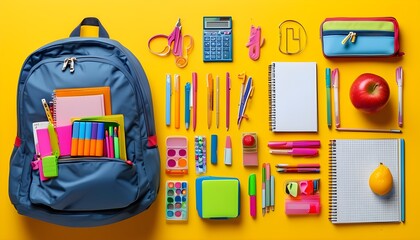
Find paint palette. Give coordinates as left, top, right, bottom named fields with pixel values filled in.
left=166, top=136, right=188, bottom=174
left=166, top=180, right=188, bottom=221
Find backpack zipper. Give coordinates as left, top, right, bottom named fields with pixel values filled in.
left=20, top=56, right=153, bottom=139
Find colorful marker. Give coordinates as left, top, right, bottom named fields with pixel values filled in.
left=249, top=173, right=256, bottom=217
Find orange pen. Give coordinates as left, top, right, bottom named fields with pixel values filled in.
left=83, top=122, right=92, bottom=156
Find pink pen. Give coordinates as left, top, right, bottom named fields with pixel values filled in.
left=192, top=72, right=197, bottom=131
left=226, top=72, right=231, bottom=131
left=269, top=148, right=319, bottom=157
left=267, top=140, right=320, bottom=149
left=332, top=68, right=340, bottom=128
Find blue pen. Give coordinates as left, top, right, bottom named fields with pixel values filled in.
left=185, top=82, right=191, bottom=130
left=166, top=74, right=171, bottom=126
left=211, top=134, right=218, bottom=165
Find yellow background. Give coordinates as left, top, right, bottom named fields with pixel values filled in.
left=0, top=0, right=418, bottom=239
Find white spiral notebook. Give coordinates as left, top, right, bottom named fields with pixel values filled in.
left=268, top=62, right=318, bottom=132
left=329, top=139, right=405, bottom=224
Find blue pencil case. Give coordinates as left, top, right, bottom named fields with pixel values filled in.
left=321, top=17, right=403, bottom=57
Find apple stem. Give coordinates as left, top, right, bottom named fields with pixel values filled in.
left=370, top=83, right=379, bottom=93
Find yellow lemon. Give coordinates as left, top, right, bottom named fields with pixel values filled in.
left=369, top=163, right=393, bottom=196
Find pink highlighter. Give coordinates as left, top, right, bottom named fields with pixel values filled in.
left=248, top=173, right=257, bottom=217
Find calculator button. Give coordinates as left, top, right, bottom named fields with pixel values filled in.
left=204, top=42, right=210, bottom=47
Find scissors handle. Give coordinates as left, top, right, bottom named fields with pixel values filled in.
left=147, top=34, right=171, bottom=56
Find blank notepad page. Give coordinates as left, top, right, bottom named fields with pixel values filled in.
left=54, top=94, right=105, bottom=127
left=269, top=62, right=317, bottom=132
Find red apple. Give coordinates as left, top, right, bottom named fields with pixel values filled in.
left=349, top=73, right=390, bottom=113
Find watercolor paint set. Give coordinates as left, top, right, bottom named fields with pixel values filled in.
left=165, top=180, right=188, bottom=221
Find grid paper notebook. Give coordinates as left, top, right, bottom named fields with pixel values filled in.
left=268, top=62, right=318, bottom=132
left=329, top=139, right=405, bottom=224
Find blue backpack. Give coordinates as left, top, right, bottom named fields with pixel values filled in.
left=9, top=17, right=160, bottom=227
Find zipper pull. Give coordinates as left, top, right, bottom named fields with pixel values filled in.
left=62, top=57, right=70, bottom=71
left=69, top=57, right=77, bottom=73
left=351, top=32, right=357, bottom=43
left=341, top=32, right=354, bottom=45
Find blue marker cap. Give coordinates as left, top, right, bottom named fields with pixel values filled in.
left=72, top=122, right=80, bottom=138
left=78, top=122, right=86, bottom=139
left=85, top=122, right=92, bottom=139
left=97, top=122, right=105, bottom=140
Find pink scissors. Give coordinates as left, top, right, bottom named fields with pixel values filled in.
left=148, top=18, right=193, bottom=68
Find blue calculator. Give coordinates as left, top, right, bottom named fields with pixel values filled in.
left=203, top=17, right=233, bottom=62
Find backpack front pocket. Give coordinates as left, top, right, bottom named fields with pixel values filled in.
left=30, top=159, right=138, bottom=211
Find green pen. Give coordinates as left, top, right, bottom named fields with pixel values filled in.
left=326, top=68, right=332, bottom=128
left=114, top=126, right=120, bottom=159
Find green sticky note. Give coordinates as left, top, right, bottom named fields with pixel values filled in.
left=202, top=179, right=239, bottom=218
left=42, top=155, right=58, bottom=178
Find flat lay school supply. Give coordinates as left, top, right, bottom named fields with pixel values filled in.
left=262, top=163, right=274, bottom=215
left=75, top=115, right=127, bottom=160
left=196, top=176, right=240, bottom=219
left=211, top=134, right=218, bottom=165
left=185, top=82, right=191, bottom=129
left=203, top=16, right=233, bottom=62
left=268, top=140, right=321, bottom=149
left=248, top=174, right=257, bottom=217
left=207, top=73, right=214, bottom=129
left=216, top=75, right=220, bottom=128
left=336, top=127, right=402, bottom=133
left=268, top=62, right=317, bottom=132
left=166, top=181, right=188, bottom=221
left=166, top=74, right=171, bottom=126
left=54, top=94, right=105, bottom=127
left=237, top=76, right=254, bottom=128
left=396, top=66, right=403, bottom=127
left=285, top=179, right=321, bottom=215
left=53, top=86, right=112, bottom=116
left=226, top=72, right=231, bottom=131
left=166, top=136, right=188, bottom=174
left=246, top=25, right=264, bottom=61
left=10, top=17, right=160, bottom=227
left=326, top=68, right=332, bottom=128
left=192, top=72, right=198, bottom=131
left=174, top=74, right=180, bottom=129
left=148, top=18, right=194, bottom=68
left=278, top=20, right=308, bottom=55
left=242, top=133, right=258, bottom=167
left=321, top=17, right=402, bottom=57
left=195, top=136, right=207, bottom=174
left=332, top=68, right=340, bottom=128
left=224, top=136, right=232, bottom=165
left=329, top=139, right=405, bottom=224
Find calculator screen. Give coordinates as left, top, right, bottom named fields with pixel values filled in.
left=205, top=21, right=231, bottom=29
left=203, top=16, right=233, bottom=62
